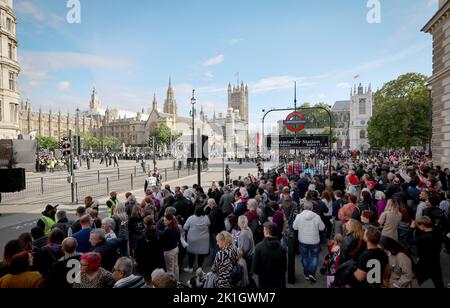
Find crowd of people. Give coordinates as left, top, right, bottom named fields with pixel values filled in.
left=1, top=150, right=449, bottom=288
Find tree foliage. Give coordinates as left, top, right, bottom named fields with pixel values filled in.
left=36, top=136, right=59, bottom=150
left=322, top=127, right=339, bottom=144
left=102, top=136, right=119, bottom=149
left=297, top=102, right=334, bottom=129
left=367, top=73, right=430, bottom=149
left=80, top=132, right=100, bottom=150
left=150, top=124, right=182, bottom=147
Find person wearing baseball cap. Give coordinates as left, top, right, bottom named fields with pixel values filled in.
left=37, top=203, right=59, bottom=236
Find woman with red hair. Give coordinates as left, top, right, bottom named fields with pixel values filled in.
left=73, top=252, right=114, bottom=288
left=0, top=251, right=44, bottom=288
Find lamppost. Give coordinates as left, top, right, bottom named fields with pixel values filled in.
left=191, top=90, right=196, bottom=171
left=76, top=107, right=80, bottom=166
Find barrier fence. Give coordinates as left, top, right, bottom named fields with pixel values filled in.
left=1, top=163, right=206, bottom=204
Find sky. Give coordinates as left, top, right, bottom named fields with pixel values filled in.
left=16, top=0, right=439, bottom=131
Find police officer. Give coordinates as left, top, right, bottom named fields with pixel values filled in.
left=106, top=192, right=119, bottom=218
left=37, top=204, right=59, bottom=236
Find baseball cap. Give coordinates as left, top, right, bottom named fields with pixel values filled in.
left=45, top=203, right=59, bottom=211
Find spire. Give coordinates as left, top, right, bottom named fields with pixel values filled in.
left=164, top=78, right=177, bottom=115
left=368, top=83, right=372, bottom=93
left=152, top=93, right=158, bottom=111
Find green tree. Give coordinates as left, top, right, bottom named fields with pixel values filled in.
left=101, top=136, right=119, bottom=149
left=36, top=136, right=59, bottom=150
left=367, top=73, right=430, bottom=150
left=297, top=102, right=333, bottom=129
left=150, top=124, right=183, bottom=147
left=80, top=132, right=100, bottom=150
left=322, top=127, right=338, bottom=144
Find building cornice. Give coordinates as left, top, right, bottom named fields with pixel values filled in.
left=0, top=29, right=18, bottom=43
left=0, top=58, right=20, bottom=71
left=427, top=65, right=450, bottom=84
left=422, top=1, right=450, bottom=33
left=0, top=3, right=15, bottom=18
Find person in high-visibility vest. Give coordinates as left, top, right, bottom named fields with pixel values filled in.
left=37, top=204, right=59, bottom=236
left=106, top=192, right=119, bottom=218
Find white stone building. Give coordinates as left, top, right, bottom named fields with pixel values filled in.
left=349, top=83, right=373, bottom=150
left=0, top=0, right=19, bottom=139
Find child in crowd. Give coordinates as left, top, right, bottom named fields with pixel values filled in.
left=321, top=234, right=344, bottom=288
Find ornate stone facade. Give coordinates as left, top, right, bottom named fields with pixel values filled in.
left=0, top=0, right=20, bottom=139
left=349, top=83, right=373, bottom=150
left=422, top=0, right=450, bottom=167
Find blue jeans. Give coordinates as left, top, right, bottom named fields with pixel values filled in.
left=300, top=243, right=320, bottom=276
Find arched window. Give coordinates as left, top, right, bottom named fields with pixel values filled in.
left=360, top=130, right=366, bottom=139
left=359, top=99, right=366, bottom=115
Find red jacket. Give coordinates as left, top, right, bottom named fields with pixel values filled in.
left=276, top=177, right=289, bottom=188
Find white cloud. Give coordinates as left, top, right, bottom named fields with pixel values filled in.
left=16, top=1, right=65, bottom=30
left=16, top=1, right=45, bottom=22
left=20, top=51, right=131, bottom=90
left=250, top=76, right=318, bottom=93
left=427, top=0, right=438, bottom=7
left=57, top=81, right=71, bottom=92
left=203, top=54, right=225, bottom=66
left=318, top=93, right=327, bottom=99
left=336, top=82, right=352, bottom=89
left=228, top=38, right=244, bottom=45
left=345, top=43, right=429, bottom=77
left=204, top=71, right=214, bottom=81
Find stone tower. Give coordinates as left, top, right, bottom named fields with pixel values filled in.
left=349, top=83, right=373, bottom=150
left=89, top=87, right=102, bottom=113
left=164, top=77, right=177, bottom=115
left=0, top=0, right=20, bottom=139
left=228, top=81, right=249, bottom=125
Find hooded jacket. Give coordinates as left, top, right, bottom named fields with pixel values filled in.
left=292, top=210, right=325, bottom=245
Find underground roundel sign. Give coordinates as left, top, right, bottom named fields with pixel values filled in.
left=284, top=112, right=307, bottom=132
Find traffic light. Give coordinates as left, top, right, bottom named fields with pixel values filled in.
left=62, top=140, right=72, bottom=156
